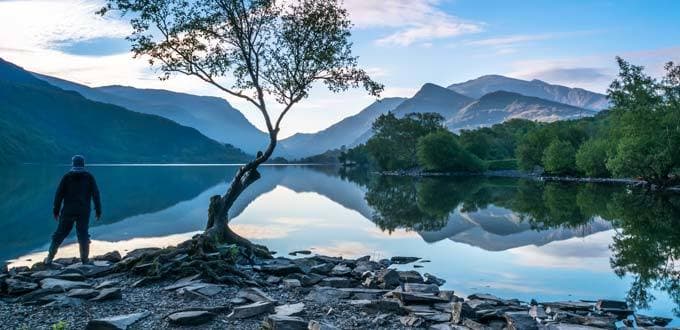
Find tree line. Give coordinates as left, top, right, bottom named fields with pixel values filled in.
left=342, top=58, right=680, bottom=187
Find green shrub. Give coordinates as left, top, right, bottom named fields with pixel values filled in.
left=576, top=139, right=610, bottom=177
left=416, top=131, right=486, bottom=172
left=542, top=140, right=576, bottom=175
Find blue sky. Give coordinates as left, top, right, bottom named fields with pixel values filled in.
left=0, top=0, right=679, bottom=137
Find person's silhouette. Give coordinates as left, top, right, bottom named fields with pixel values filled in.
left=44, top=155, right=102, bottom=265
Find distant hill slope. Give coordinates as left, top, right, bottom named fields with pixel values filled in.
left=0, top=59, right=250, bottom=164
left=446, top=91, right=596, bottom=131
left=392, top=83, right=474, bottom=118
left=448, top=75, right=609, bottom=110
left=35, top=74, right=270, bottom=155
left=279, top=98, right=406, bottom=159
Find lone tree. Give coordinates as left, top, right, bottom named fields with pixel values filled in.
left=99, top=0, right=382, bottom=248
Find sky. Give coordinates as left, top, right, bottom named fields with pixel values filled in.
left=1, top=0, right=679, bottom=138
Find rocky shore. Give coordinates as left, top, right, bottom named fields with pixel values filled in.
left=0, top=237, right=674, bottom=329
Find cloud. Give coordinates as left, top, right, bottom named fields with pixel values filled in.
left=342, top=0, right=482, bottom=46
left=528, top=67, right=609, bottom=84
left=466, top=34, right=556, bottom=47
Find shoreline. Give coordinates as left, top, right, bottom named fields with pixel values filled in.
left=0, top=239, right=673, bottom=329
left=376, top=168, right=680, bottom=191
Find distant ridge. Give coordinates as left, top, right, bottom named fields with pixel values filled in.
left=447, top=90, right=595, bottom=131
left=0, top=58, right=250, bottom=164
left=448, top=74, right=609, bottom=110
left=35, top=74, right=270, bottom=155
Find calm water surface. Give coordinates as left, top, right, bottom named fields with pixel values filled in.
left=1, top=165, right=678, bottom=323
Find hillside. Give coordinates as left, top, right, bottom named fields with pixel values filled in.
left=448, top=75, right=609, bottom=110
left=392, top=83, right=474, bottom=118
left=35, top=74, right=270, bottom=155
left=0, top=59, right=251, bottom=164
left=279, top=98, right=406, bottom=159
left=447, top=91, right=596, bottom=131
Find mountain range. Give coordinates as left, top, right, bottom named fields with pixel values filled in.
left=448, top=74, right=609, bottom=110
left=35, top=74, right=270, bottom=155
left=1, top=57, right=609, bottom=162
left=0, top=58, right=250, bottom=164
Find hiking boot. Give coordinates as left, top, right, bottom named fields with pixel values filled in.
left=79, top=243, right=92, bottom=265
left=43, top=241, right=59, bottom=265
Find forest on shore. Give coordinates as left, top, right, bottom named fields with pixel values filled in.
left=333, top=58, right=680, bottom=187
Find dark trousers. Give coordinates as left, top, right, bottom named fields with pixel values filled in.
left=51, top=214, right=90, bottom=248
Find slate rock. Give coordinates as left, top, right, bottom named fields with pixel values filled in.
left=404, top=283, right=439, bottom=294
left=424, top=273, right=446, bottom=286
left=256, top=262, right=303, bottom=276
left=85, top=311, right=150, bottom=330
left=237, top=287, right=277, bottom=303
left=5, top=278, right=38, bottom=295
left=267, top=276, right=282, bottom=285
left=398, top=270, right=424, bottom=283
left=330, top=264, right=351, bottom=276
left=393, top=291, right=448, bottom=305
left=67, top=288, right=99, bottom=299
left=310, top=263, right=334, bottom=275
left=505, top=311, right=538, bottom=330
left=94, top=280, right=121, bottom=290
left=376, top=269, right=400, bottom=289
left=40, top=278, right=90, bottom=291
left=275, top=302, right=305, bottom=316
left=399, top=316, right=424, bottom=327
left=167, top=311, right=215, bottom=325
left=163, top=274, right=200, bottom=291
left=320, top=277, right=355, bottom=288
left=94, top=251, right=122, bottom=263
left=305, top=287, right=350, bottom=303
left=90, top=287, right=122, bottom=301
left=308, top=320, right=340, bottom=330
left=228, top=300, right=275, bottom=319
left=264, top=315, right=307, bottom=330
left=391, top=256, right=420, bottom=264
left=283, top=279, right=302, bottom=288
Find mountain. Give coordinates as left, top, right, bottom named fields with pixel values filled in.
left=448, top=75, right=609, bottom=110
left=446, top=91, right=596, bottom=131
left=35, top=74, right=270, bottom=155
left=279, top=98, right=406, bottom=159
left=392, top=83, right=474, bottom=118
left=0, top=58, right=251, bottom=164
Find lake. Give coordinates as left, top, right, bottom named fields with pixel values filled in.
left=2, top=164, right=678, bottom=324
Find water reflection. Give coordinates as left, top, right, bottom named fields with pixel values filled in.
left=1, top=165, right=678, bottom=320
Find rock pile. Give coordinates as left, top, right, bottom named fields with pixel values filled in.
left=1, top=243, right=674, bottom=329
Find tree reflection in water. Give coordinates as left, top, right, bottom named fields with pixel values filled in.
left=340, top=168, right=680, bottom=316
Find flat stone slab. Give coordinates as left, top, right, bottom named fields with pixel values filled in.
left=228, top=300, right=275, bottom=319
left=391, top=256, right=420, bottom=264
left=305, top=287, right=350, bottom=303
left=67, top=288, right=99, bottom=299
left=275, top=302, right=305, bottom=316
left=90, top=287, right=122, bottom=301
left=319, top=277, right=355, bottom=288
left=163, top=274, right=201, bottom=291
left=237, top=287, right=277, bottom=303
left=85, top=311, right=150, bottom=330
left=40, top=278, right=91, bottom=291
left=167, top=311, right=215, bottom=326
left=393, top=291, right=448, bottom=304
left=264, top=314, right=307, bottom=330
left=5, top=278, right=39, bottom=295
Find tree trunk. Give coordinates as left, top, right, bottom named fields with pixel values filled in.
left=203, top=131, right=278, bottom=254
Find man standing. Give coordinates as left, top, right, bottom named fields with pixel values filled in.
left=44, top=155, right=102, bottom=265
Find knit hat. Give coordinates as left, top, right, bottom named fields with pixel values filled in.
left=71, top=155, right=85, bottom=171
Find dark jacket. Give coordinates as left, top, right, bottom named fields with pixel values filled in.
left=53, top=171, right=102, bottom=218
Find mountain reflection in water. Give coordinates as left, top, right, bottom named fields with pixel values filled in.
left=1, top=165, right=678, bottom=320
